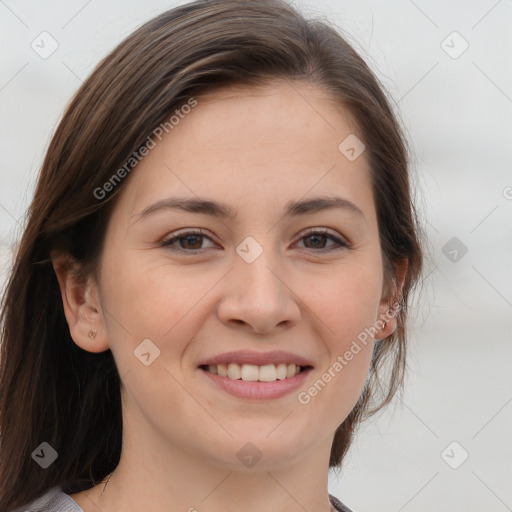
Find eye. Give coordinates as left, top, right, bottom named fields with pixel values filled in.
left=161, top=228, right=350, bottom=254
left=294, top=229, right=350, bottom=252
left=161, top=229, right=216, bottom=253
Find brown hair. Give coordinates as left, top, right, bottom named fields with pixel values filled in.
left=0, top=0, right=423, bottom=508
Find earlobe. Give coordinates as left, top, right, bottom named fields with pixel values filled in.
left=51, top=252, right=110, bottom=353
left=376, top=258, right=408, bottom=340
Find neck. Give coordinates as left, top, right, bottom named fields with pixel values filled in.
left=70, top=389, right=340, bottom=512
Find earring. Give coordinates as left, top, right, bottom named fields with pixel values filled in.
left=88, top=330, right=97, bottom=339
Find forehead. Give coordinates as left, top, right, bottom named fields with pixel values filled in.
left=114, top=80, right=374, bottom=223
left=191, top=80, right=360, bottom=142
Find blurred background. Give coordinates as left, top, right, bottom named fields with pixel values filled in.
left=1, top=1, right=511, bottom=510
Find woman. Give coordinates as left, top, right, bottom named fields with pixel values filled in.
left=0, top=0, right=423, bottom=510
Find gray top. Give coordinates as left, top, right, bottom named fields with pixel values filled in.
left=12, top=488, right=83, bottom=512
left=16, top=487, right=353, bottom=511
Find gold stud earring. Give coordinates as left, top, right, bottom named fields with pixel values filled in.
left=88, top=330, right=97, bottom=339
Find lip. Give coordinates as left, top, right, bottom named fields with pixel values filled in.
left=197, top=350, right=314, bottom=367
left=199, top=366, right=313, bottom=400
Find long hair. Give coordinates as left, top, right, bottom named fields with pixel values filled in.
left=0, top=0, right=423, bottom=508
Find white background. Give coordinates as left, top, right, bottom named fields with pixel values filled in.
left=1, top=1, right=511, bottom=510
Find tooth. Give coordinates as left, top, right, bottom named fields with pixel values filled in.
left=211, top=362, right=303, bottom=380
left=286, top=364, right=296, bottom=378
left=241, top=364, right=260, bottom=381
left=227, top=363, right=241, bottom=379
left=276, top=363, right=287, bottom=380
left=259, top=364, right=277, bottom=382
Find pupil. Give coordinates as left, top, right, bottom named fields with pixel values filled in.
left=184, top=235, right=200, bottom=248
left=180, top=234, right=327, bottom=250
left=308, top=235, right=324, bottom=248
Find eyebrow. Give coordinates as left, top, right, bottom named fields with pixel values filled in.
left=133, top=195, right=365, bottom=223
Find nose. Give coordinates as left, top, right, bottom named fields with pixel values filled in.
left=217, top=250, right=301, bottom=335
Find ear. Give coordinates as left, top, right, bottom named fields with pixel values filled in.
left=374, top=258, right=408, bottom=340
left=51, top=251, right=110, bottom=353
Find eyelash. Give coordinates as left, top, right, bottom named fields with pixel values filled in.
left=161, top=228, right=351, bottom=254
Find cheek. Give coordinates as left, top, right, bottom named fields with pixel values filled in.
left=308, top=259, right=383, bottom=345
left=99, top=252, right=216, bottom=369
left=302, top=260, right=380, bottom=403
left=299, top=348, right=373, bottom=437
left=102, top=247, right=182, bottom=326
left=297, top=270, right=378, bottom=429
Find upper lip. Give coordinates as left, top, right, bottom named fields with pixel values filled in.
left=198, top=350, right=314, bottom=368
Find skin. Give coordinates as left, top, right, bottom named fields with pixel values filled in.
left=53, top=80, right=406, bottom=512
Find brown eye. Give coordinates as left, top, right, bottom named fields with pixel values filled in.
left=161, top=228, right=350, bottom=255
left=162, top=229, right=216, bottom=253
left=296, top=229, right=349, bottom=252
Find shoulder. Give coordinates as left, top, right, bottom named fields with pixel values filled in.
left=15, top=489, right=347, bottom=512
left=9, top=487, right=84, bottom=512
left=329, top=493, right=355, bottom=512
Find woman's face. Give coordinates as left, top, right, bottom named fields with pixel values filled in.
left=93, top=80, right=392, bottom=470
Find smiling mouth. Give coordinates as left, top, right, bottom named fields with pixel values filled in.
left=198, top=363, right=312, bottom=382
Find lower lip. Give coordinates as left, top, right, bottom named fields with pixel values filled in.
left=199, top=368, right=312, bottom=400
